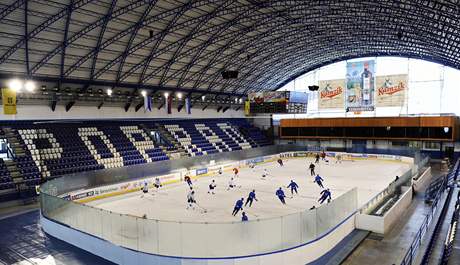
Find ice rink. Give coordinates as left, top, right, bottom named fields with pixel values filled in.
left=86, top=157, right=411, bottom=223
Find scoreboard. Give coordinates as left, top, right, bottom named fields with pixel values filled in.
left=245, top=91, right=308, bottom=115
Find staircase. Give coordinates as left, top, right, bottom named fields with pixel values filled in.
left=141, top=123, right=187, bottom=158
left=3, top=127, right=26, bottom=157
left=2, top=128, right=27, bottom=187
left=237, top=126, right=259, bottom=147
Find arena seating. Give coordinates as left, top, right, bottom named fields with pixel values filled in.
left=161, top=119, right=260, bottom=157
left=0, top=159, right=14, bottom=190
left=0, top=119, right=270, bottom=197
left=234, top=120, right=272, bottom=146
left=13, top=124, right=170, bottom=179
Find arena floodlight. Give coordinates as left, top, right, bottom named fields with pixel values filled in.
left=107, top=89, right=113, bottom=96
left=202, top=95, right=206, bottom=101
left=8, top=79, right=23, bottom=92
left=444, top=127, right=449, bottom=133
left=141, top=90, right=147, bottom=97
left=177, top=92, right=182, bottom=99
left=24, top=80, right=35, bottom=92
left=164, top=92, right=169, bottom=98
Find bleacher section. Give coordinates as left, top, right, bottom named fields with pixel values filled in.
left=0, top=119, right=270, bottom=199
left=161, top=120, right=258, bottom=157
left=0, top=159, right=14, bottom=190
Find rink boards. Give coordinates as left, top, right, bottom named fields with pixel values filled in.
left=59, top=151, right=412, bottom=204
left=41, top=151, right=414, bottom=265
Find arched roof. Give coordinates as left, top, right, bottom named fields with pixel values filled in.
left=0, top=0, right=459, bottom=97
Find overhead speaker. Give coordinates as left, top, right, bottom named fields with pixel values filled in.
left=221, top=70, right=239, bottom=79
left=308, top=85, right=319, bottom=91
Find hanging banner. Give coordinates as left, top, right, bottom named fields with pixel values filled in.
left=2, top=88, right=17, bottom=115
left=318, top=79, right=345, bottom=109
left=346, top=60, right=375, bottom=112
left=375, top=74, right=407, bottom=107
left=144, top=96, right=152, bottom=112
left=167, top=95, right=172, bottom=114
left=185, top=97, right=191, bottom=114
left=244, top=100, right=250, bottom=116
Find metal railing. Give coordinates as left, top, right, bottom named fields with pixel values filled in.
left=360, top=156, right=429, bottom=215
left=400, top=159, right=458, bottom=265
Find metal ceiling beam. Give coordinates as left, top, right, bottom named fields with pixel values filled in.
left=114, top=0, right=157, bottom=87
left=0, top=0, right=26, bottom=21
left=31, top=0, right=146, bottom=75
left=83, top=0, right=118, bottom=93
left=59, top=0, right=75, bottom=90
left=24, top=0, right=29, bottom=76
left=139, top=3, right=307, bottom=86
left=99, top=2, right=297, bottom=83
left=130, top=1, right=194, bottom=96
left=158, top=0, right=234, bottom=86
left=0, top=73, right=245, bottom=97
left=72, top=0, right=210, bottom=79
left=0, top=0, right=94, bottom=66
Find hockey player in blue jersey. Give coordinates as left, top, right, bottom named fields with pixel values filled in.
left=276, top=187, right=287, bottom=204
left=245, top=190, right=258, bottom=207
left=314, top=174, right=324, bottom=188
left=287, top=180, right=299, bottom=196
left=232, top=198, right=244, bottom=216
left=242, top=212, right=248, bottom=222
left=318, top=188, right=332, bottom=204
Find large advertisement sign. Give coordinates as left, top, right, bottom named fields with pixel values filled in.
left=375, top=74, right=407, bottom=107
left=248, top=92, right=287, bottom=103
left=346, top=60, right=375, bottom=112
left=318, top=79, right=345, bottom=109
left=263, top=91, right=288, bottom=103
left=248, top=92, right=266, bottom=104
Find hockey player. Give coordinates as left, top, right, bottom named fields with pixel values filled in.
left=276, top=187, right=287, bottom=204
left=184, top=175, right=193, bottom=188
left=287, top=180, right=299, bottom=196
left=232, top=198, right=244, bottom=216
left=335, top=154, right=342, bottom=164
left=233, top=167, right=239, bottom=177
left=309, top=163, right=316, bottom=176
left=277, top=158, right=284, bottom=167
left=141, top=181, right=148, bottom=198
left=227, top=177, right=236, bottom=191
left=261, top=168, right=269, bottom=179
left=241, top=212, right=248, bottom=222
left=218, top=167, right=223, bottom=175
left=320, top=151, right=326, bottom=161
left=187, top=190, right=197, bottom=209
left=315, top=153, right=320, bottom=164
left=318, top=188, right=332, bottom=204
left=245, top=190, right=258, bottom=207
left=314, top=174, right=324, bottom=188
left=154, top=177, right=162, bottom=189
left=208, top=179, right=217, bottom=194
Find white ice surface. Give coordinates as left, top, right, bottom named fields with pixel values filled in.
left=86, top=158, right=411, bottom=223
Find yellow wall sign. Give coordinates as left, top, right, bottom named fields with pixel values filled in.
left=2, top=88, right=17, bottom=115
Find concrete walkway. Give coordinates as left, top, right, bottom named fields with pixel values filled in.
left=342, top=168, right=445, bottom=265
